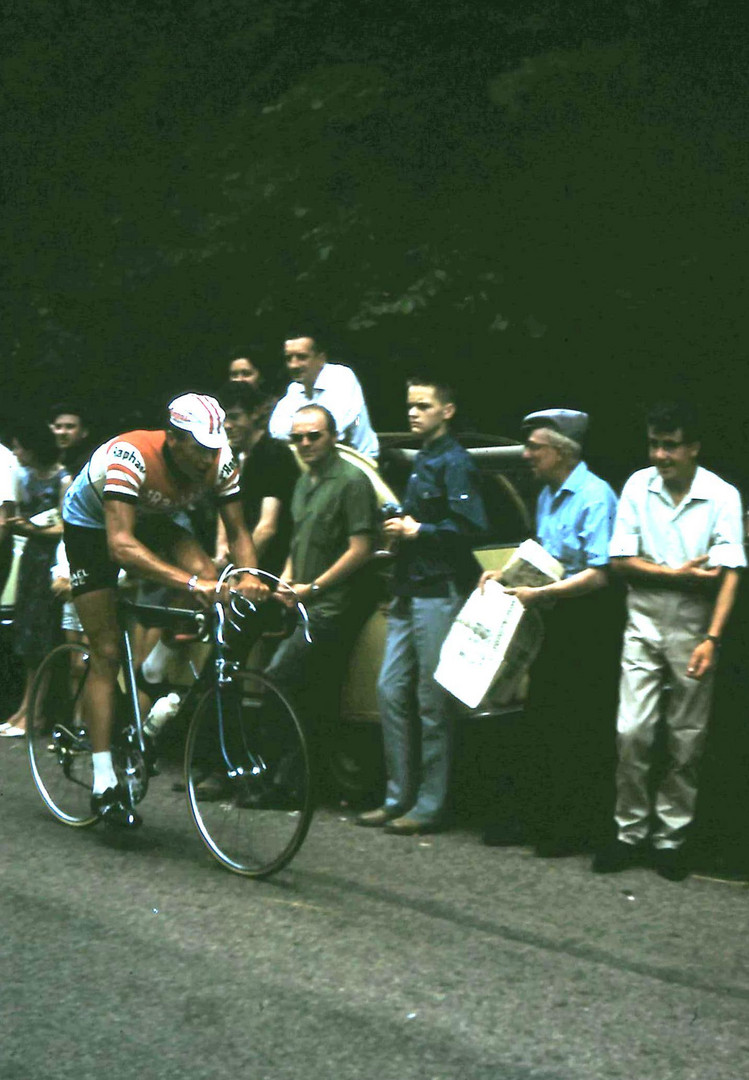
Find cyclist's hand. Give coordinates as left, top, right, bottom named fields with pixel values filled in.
left=232, top=572, right=270, bottom=603
left=190, top=578, right=225, bottom=608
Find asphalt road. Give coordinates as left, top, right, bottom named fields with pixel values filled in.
left=2, top=737, right=749, bottom=1080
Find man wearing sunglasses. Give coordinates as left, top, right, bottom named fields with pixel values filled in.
left=265, top=404, right=379, bottom=775
left=593, top=402, right=745, bottom=881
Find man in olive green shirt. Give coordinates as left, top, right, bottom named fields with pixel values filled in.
left=265, top=404, right=378, bottom=764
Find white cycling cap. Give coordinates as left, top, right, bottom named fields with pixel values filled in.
left=168, top=393, right=227, bottom=449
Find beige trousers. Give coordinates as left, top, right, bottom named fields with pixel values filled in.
left=614, top=590, right=714, bottom=850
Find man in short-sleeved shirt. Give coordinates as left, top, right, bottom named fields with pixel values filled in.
left=264, top=404, right=378, bottom=768
left=593, top=402, right=745, bottom=881
left=480, top=409, right=619, bottom=856
left=268, top=334, right=379, bottom=459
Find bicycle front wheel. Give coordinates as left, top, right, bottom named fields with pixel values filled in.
left=184, top=670, right=313, bottom=878
left=27, top=643, right=97, bottom=826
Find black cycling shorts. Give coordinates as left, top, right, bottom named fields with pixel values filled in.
left=63, top=516, right=195, bottom=598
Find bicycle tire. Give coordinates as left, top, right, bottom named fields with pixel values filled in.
left=184, top=669, right=313, bottom=878
left=27, top=643, right=97, bottom=827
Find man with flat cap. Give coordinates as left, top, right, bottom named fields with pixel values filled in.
left=480, top=408, right=620, bottom=856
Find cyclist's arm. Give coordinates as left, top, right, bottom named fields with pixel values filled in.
left=105, top=499, right=203, bottom=592
left=218, top=500, right=270, bottom=601
left=218, top=499, right=261, bottom=570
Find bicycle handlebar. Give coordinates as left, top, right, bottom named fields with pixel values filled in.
left=216, top=565, right=312, bottom=647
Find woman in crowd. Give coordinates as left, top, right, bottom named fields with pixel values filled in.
left=0, top=421, right=68, bottom=737
left=227, top=352, right=277, bottom=430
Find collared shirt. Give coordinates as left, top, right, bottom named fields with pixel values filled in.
left=393, top=432, right=488, bottom=597
left=290, top=451, right=378, bottom=619
left=536, top=460, right=618, bottom=577
left=268, top=362, right=379, bottom=459
left=609, top=465, right=746, bottom=570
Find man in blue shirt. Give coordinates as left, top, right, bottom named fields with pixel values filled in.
left=357, top=378, right=488, bottom=835
left=481, top=409, right=620, bottom=856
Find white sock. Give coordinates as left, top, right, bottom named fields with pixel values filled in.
left=141, top=638, right=176, bottom=684
left=92, top=751, right=119, bottom=794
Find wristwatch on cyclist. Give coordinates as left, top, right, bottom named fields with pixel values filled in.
left=310, top=582, right=323, bottom=596
left=186, top=574, right=199, bottom=592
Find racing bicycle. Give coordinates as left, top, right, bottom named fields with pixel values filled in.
left=26, top=569, right=314, bottom=878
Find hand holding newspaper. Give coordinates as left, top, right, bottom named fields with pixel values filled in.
left=434, top=540, right=564, bottom=710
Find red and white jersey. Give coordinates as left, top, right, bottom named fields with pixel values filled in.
left=63, top=429, right=239, bottom=528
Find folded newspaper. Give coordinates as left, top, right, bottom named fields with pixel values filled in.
left=434, top=540, right=564, bottom=710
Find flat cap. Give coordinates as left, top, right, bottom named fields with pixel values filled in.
left=521, top=408, right=589, bottom=445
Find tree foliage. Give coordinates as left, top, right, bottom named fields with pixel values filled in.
left=1, top=0, right=747, bottom=474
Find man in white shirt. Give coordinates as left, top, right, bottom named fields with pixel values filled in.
left=268, top=333, right=379, bottom=460
left=593, top=402, right=745, bottom=881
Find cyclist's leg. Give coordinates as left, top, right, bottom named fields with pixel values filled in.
left=71, top=587, right=120, bottom=755
left=167, top=527, right=217, bottom=579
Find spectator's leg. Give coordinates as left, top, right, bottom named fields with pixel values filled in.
left=377, top=598, right=416, bottom=815
left=614, top=620, right=664, bottom=845
left=407, top=594, right=461, bottom=824
left=653, top=623, right=714, bottom=849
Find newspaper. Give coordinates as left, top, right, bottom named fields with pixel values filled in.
left=434, top=540, right=564, bottom=710
left=498, top=538, right=564, bottom=589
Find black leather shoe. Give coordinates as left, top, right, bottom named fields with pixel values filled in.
left=654, top=847, right=690, bottom=882
left=91, top=786, right=142, bottom=829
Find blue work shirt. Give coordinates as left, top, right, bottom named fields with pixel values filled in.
left=394, top=433, right=489, bottom=597
left=536, top=461, right=618, bottom=577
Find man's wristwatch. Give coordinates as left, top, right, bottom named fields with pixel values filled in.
left=705, top=634, right=721, bottom=647
left=186, top=574, right=199, bottom=592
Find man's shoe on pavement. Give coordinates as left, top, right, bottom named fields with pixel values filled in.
left=383, top=816, right=440, bottom=836
left=91, top=785, right=142, bottom=829
left=355, top=807, right=400, bottom=828
left=654, top=846, right=690, bottom=882
left=591, top=839, right=644, bottom=874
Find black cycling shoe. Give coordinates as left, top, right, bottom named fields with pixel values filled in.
left=91, top=785, right=143, bottom=829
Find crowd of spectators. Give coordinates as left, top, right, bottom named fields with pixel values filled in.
left=0, top=335, right=746, bottom=881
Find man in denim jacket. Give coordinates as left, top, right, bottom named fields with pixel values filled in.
left=357, top=377, right=488, bottom=835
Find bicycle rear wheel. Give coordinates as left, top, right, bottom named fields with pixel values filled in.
left=27, top=643, right=97, bottom=826
left=184, top=670, right=313, bottom=877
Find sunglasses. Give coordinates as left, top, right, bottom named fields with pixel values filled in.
left=290, top=430, right=325, bottom=444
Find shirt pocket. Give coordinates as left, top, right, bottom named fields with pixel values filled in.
left=556, top=522, right=583, bottom=572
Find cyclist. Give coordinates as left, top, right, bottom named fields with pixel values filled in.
left=62, top=392, right=268, bottom=827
